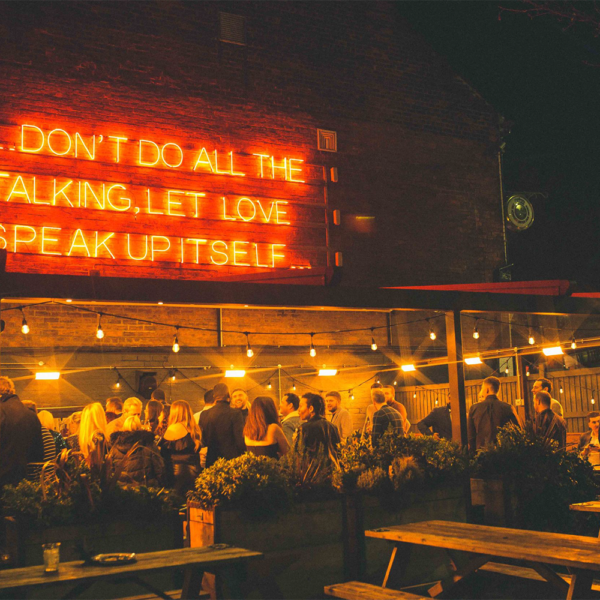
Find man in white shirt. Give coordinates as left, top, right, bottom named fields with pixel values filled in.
left=325, top=391, right=353, bottom=441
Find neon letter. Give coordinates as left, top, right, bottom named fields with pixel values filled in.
left=271, top=243, right=286, bottom=267
left=106, top=184, right=131, bottom=212
left=139, top=140, right=160, bottom=166
left=222, top=197, right=236, bottom=221
left=275, top=201, right=291, bottom=225
left=75, top=132, right=95, bottom=160
left=192, top=148, right=215, bottom=172
left=67, top=229, right=91, bottom=257
left=210, top=241, right=229, bottom=265
left=6, top=176, right=33, bottom=204
left=95, top=232, right=116, bottom=259
left=83, top=182, right=105, bottom=210
left=41, top=227, right=62, bottom=256
left=14, top=225, right=37, bottom=252
left=253, top=154, right=270, bottom=178
left=186, top=192, right=205, bottom=218
left=236, top=197, right=256, bottom=222
left=53, top=180, right=74, bottom=207
left=271, top=156, right=287, bottom=180
left=167, top=191, right=185, bottom=217
left=146, top=189, right=164, bottom=215
left=288, top=159, right=305, bottom=183
left=151, top=235, right=171, bottom=262
left=161, top=143, right=184, bottom=168
left=108, top=136, right=128, bottom=162
left=229, top=152, right=245, bottom=177
left=255, top=243, right=269, bottom=268
left=186, top=238, right=208, bottom=263
left=127, top=234, right=148, bottom=261
left=21, top=125, right=44, bottom=153
left=214, top=150, right=229, bottom=175
left=47, top=129, right=72, bottom=156
left=233, top=241, right=250, bottom=266
left=256, top=199, right=276, bottom=223
left=0, top=224, right=5, bottom=250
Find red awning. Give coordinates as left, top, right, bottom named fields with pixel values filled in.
left=384, top=280, right=572, bottom=296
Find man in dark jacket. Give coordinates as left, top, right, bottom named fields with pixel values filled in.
left=296, top=393, right=340, bottom=460
left=200, top=383, right=245, bottom=468
left=418, top=401, right=452, bottom=440
left=533, top=390, right=567, bottom=449
left=0, top=377, right=44, bottom=488
left=467, top=376, right=520, bottom=453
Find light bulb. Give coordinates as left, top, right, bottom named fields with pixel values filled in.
left=592, top=398, right=596, bottom=405
left=292, top=384, right=297, bottom=391
left=310, top=345, right=316, bottom=357
left=96, top=324, right=104, bottom=339
left=267, top=381, right=272, bottom=390
left=571, top=338, right=577, bottom=350
left=429, top=329, right=436, bottom=341
left=172, top=336, right=180, bottom=353
left=528, top=333, right=535, bottom=345
left=393, top=380, right=397, bottom=386
left=505, top=367, right=509, bottom=374
left=115, top=380, right=121, bottom=389
left=473, top=327, right=479, bottom=340
left=560, top=387, right=564, bottom=394
left=413, top=393, right=417, bottom=398
left=21, top=318, right=29, bottom=335
left=371, top=338, right=377, bottom=351
left=171, top=374, right=176, bottom=381
left=246, top=346, right=254, bottom=358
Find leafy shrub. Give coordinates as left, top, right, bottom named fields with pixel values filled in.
left=389, top=456, right=423, bottom=492
left=189, top=453, right=293, bottom=520
left=472, top=422, right=599, bottom=533
left=356, top=467, right=390, bottom=494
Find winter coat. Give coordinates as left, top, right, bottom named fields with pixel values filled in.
left=109, top=430, right=165, bottom=487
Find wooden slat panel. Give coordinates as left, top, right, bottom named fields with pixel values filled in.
left=325, top=581, right=427, bottom=600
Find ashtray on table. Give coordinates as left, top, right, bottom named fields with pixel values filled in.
left=89, top=553, right=136, bottom=565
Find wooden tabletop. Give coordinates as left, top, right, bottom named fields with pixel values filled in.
left=366, top=520, right=600, bottom=572
left=570, top=501, right=600, bottom=513
left=0, top=545, right=262, bottom=591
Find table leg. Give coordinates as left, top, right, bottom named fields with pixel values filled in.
left=181, top=568, right=205, bottom=600
left=567, top=569, right=594, bottom=600
left=529, top=562, right=569, bottom=596
left=428, top=554, right=490, bottom=598
left=382, top=542, right=413, bottom=589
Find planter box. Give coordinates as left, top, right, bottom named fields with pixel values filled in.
left=471, top=477, right=519, bottom=528
left=188, top=499, right=344, bottom=600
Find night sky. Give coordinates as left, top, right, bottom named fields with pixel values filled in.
left=398, top=2, right=600, bottom=285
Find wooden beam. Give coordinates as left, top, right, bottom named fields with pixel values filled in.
left=445, top=310, right=468, bottom=446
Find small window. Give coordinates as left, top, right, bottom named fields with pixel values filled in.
left=317, top=129, right=337, bottom=152
left=219, top=12, right=246, bottom=45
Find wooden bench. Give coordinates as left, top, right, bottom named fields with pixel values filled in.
left=366, top=520, right=600, bottom=599
left=325, top=581, right=428, bottom=600
left=0, top=545, right=262, bottom=600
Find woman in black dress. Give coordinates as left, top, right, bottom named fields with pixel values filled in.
left=244, top=396, right=289, bottom=458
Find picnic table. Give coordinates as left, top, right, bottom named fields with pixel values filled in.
left=363, top=520, right=600, bottom=599
left=0, top=544, right=262, bottom=600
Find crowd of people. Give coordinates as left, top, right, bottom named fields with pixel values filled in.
left=0, top=372, right=595, bottom=499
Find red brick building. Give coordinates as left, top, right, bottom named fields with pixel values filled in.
left=0, top=1, right=504, bottom=288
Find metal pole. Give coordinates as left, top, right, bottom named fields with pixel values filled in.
left=445, top=309, right=468, bottom=446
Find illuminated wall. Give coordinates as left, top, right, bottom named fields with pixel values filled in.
left=0, top=1, right=504, bottom=287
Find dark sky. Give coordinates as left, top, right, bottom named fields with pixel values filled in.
left=398, top=1, right=600, bottom=285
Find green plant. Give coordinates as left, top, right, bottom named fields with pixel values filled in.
left=472, top=422, right=599, bottom=533
left=356, top=467, right=390, bottom=494
left=389, top=456, right=423, bottom=492
left=189, top=453, right=293, bottom=520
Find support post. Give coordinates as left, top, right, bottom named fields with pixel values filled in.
left=515, top=353, right=530, bottom=423
left=445, top=310, right=468, bottom=447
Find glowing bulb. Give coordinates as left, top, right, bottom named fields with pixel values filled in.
left=21, top=318, right=29, bottom=335
left=413, top=393, right=417, bottom=398
left=371, top=338, right=377, bottom=351
left=115, top=380, right=121, bottom=389
left=592, top=398, right=596, bottom=405
left=292, top=383, right=297, bottom=391
left=560, top=387, right=564, bottom=394
left=528, top=334, right=535, bottom=345
left=571, top=338, right=577, bottom=350
left=267, top=381, right=272, bottom=390
left=172, top=336, right=180, bottom=353
left=429, top=329, right=436, bottom=341
left=96, top=324, right=104, bottom=339
left=246, top=346, right=254, bottom=358
left=542, top=346, right=563, bottom=356
left=505, top=367, right=509, bottom=374
left=349, top=391, right=355, bottom=400
left=310, top=345, right=316, bottom=357
left=393, top=380, right=397, bottom=386
left=171, top=374, right=176, bottom=382
left=473, top=327, right=479, bottom=340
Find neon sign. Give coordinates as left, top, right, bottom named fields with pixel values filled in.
left=0, top=122, right=327, bottom=276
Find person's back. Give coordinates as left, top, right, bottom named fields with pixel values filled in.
left=0, top=378, right=44, bottom=488
left=296, top=393, right=340, bottom=461
left=468, top=377, right=520, bottom=452
left=200, top=384, right=245, bottom=468
left=533, top=391, right=567, bottom=449
left=418, top=404, right=452, bottom=440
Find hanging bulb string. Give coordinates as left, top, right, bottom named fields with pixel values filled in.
left=112, top=367, right=138, bottom=396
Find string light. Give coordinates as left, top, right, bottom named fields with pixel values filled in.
left=267, top=381, right=272, bottom=390
left=560, top=384, right=564, bottom=394
left=172, top=327, right=180, bottom=353
left=370, top=328, right=377, bottom=351
left=114, top=371, right=121, bottom=388
left=96, top=315, right=104, bottom=339
left=571, top=337, right=577, bottom=350
left=309, top=333, right=316, bottom=357
left=413, top=392, right=417, bottom=398
left=393, top=380, right=397, bottom=386
left=170, top=369, right=176, bottom=382
left=429, top=322, right=436, bottom=341
left=473, top=322, right=479, bottom=340
left=20, top=309, right=29, bottom=335
left=528, top=330, right=535, bottom=345
left=292, top=383, right=297, bottom=391
left=245, top=332, right=254, bottom=358
left=349, top=390, right=354, bottom=400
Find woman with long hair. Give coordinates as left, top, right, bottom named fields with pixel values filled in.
left=244, top=396, right=289, bottom=458
left=78, top=403, right=107, bottom=468
left=109, top=415, right=165, bottom=487
left=144, top=399, right=163, bottom=435
left=156, top=404, right=171, bottom=438
left=158, top=400, right=201, bottom=497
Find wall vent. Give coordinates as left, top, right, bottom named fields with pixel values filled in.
left=219, top=12, right=246, bottom=45
left=317, top=129, right=337, bottom=152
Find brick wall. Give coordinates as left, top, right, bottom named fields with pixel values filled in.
left=0, top=1, right=504, bottom=288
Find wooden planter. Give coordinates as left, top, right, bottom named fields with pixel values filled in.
left=471, top=477, right=519, bottom=528
left=188, top=485, right=468, bottom=598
